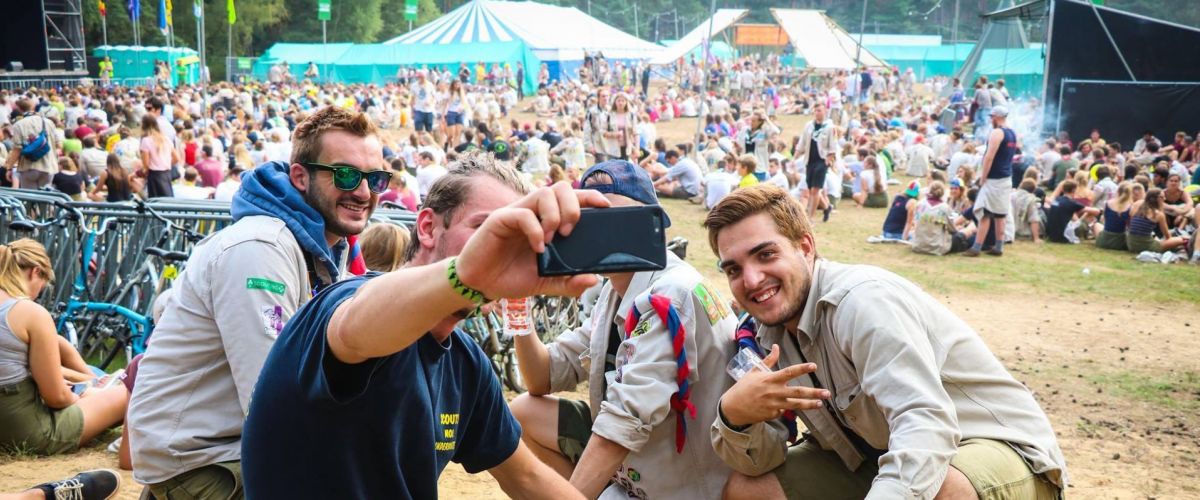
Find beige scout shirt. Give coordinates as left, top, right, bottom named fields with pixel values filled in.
left=547, top=253, right=738, bottom=500
left=712, top=260, right=1067, bottom=500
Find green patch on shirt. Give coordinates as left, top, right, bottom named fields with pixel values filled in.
left=630, top=320, right=651, bottom=338
left=246, top=277, right=286, bottom=295
left=694, top=283, right=730, bottom=325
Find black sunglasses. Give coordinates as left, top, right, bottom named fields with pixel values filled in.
left=303, top=162, right=392, bottom=194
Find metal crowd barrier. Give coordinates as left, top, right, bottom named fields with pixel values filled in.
left=0, top=188, right=416, bottom=310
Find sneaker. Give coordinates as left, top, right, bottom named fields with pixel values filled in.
left=986, top=248, right=1004, bottom=257
left=866, top=235, right=884, bottom=244
left=962, top=248, right=981, bottom=257
left=36, top=469, right=121, bottom=500
left=105, top=436, right=122, bottom=454
left=688, top=194, right=705, bottom=205
left=822, top=205, right=832, bottom=222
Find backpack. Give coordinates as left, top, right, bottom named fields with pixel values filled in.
left=19, top=116, right=51, bottom=162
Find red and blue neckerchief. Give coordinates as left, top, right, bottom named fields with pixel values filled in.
left=347, top=235, right=367, bottom=276
left=734, top=315, right=800, bottom=444
left=623, top=294, right=695, bottom=453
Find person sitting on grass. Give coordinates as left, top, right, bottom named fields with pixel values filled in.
left=1127, top=188, right=1189, bottom=254
left=0, top=239, right=128, bottom=456
left=947, top=178, right=970, bottom=214
left=853, top=156, right=889, bottom=208
left=1162, top=173, right=1197, bottom=231
left=876, top=180, right=920, bottom=241
left=911, top=180, right=971, bottom=255
left=736, top=154, right=760, bottom=189
left=1010, top=178, right=1043, bottom=243
left=1043, top=180, right=1101, bottom=244
left=1094, top=181, right=1134, bottom=252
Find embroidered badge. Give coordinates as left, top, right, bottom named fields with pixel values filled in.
left=694, top=283, right=730, bottom=325
left=247, top=277, right=286, bottom=295
left=630, top=320, right=651, bottom=338
left=260, top=305, right=284, bottom=338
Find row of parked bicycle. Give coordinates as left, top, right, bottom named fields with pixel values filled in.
left=0, top=188, right=417, bottom=370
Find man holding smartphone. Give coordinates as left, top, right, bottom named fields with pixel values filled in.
left=703, top=185, right=1067, bottom=500
left=240, top=155, right=595, bottom=498
left=509, top=160, right=742, bottom=499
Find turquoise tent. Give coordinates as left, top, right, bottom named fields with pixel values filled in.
left=252, top=43, right=353, bottom=82
left=972, top=47, right=1044, bottom=98
left=93, top=45, right=200, bottom=86
left=330, top=41, right=539, bottom=92
left=861, top=43, right=974, bottom=79
left=253, top=41, right=540, bottom=93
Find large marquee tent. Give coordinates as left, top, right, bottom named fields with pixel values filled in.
left=384, top=0, right=662, bottom=83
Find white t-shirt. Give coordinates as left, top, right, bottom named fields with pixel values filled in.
left=704, top=171, right=734, bottom=209
left=214, top=180, right=241, bottom=202
left=768, top=171, right=790, bottom=190
left=948, top=151, right=976, bottom=181
left=411, top=81, right=437, bottom=113
left=416, top=164, right=448, bottom=200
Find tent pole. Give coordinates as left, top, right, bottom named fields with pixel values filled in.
left=855, top=0, right=868, bottom=67
left=694, top=0, right=717, bottom=162
left=633, top=3, right=639, bottom=39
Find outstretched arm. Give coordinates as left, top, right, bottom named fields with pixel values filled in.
left=489, top=441, right=585, bottom=500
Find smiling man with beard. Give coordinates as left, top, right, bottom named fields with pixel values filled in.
left=704, top=185, right=1067, bottom=500
left=127, top=106, right=388, bottom=500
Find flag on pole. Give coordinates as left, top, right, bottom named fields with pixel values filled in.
left=227, top=0, right=236, bottom=24
left=127, top=0, right=140, bottom=21
left=194, top=0, right=202, bottom=18
left=158, top=0, right=168, bottom=34
left=166, top=0, right=173, bottom=26
left=99, top=0, right=107, bottom=17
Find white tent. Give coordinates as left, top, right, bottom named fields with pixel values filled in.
left=384, top=0, right=661, bottom=79
left=771, top=9, right=887, bottom=70
left=650, top=9, right=749, bottom=66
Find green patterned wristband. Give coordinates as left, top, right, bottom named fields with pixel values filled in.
left=447, top=258, right=489, bottom=306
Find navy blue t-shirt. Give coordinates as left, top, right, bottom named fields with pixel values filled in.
left=242, top=275, right=521, bottom=499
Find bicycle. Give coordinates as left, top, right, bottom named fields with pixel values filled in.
left=461, top=309, right=526, bottom=393
left=73, top=200, right=202, bottom=368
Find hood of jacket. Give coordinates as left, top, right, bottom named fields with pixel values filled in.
left=231, top=161, right=341, bottom=281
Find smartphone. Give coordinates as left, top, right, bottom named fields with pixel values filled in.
left=537, top=206, right=668, bottom=276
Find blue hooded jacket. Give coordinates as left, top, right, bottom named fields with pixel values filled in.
left=231, top=161, right=343, bottom=285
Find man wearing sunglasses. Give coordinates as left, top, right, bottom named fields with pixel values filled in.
left=128, top=105, right=386, bottom=500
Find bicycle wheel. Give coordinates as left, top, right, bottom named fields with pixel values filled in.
left=499, top=337, right=526, bottom=393
left=77, top=273, right=153, bottom=369
left=530, top=296, right=582, bottom=343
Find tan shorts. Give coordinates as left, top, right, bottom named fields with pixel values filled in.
left=148, top=461, right=243, bottom=500
left=773, top=437, right=1061, bottom=500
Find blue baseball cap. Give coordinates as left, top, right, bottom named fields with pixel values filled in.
left=581, top=160, right=671, bottom=227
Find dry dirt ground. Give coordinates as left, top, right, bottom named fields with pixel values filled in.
left=3, top=100, right=1199, bottom=499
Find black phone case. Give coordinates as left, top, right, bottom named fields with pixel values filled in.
left=537, top=206, right=668, bottom=276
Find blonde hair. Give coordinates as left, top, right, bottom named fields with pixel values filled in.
left=704, top=184, right=815, bottom=257
left=927, top=181, right=946, bottom=201
left=359, top=223, right=411, bottom=272
left=0, top=239, right=54, bottom=298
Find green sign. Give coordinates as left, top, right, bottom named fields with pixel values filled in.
left=317, top=0, right=332, bottom=21
left=237, top=57, right=252, bottom=69
left=404, top=0, right=418, bottom=21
